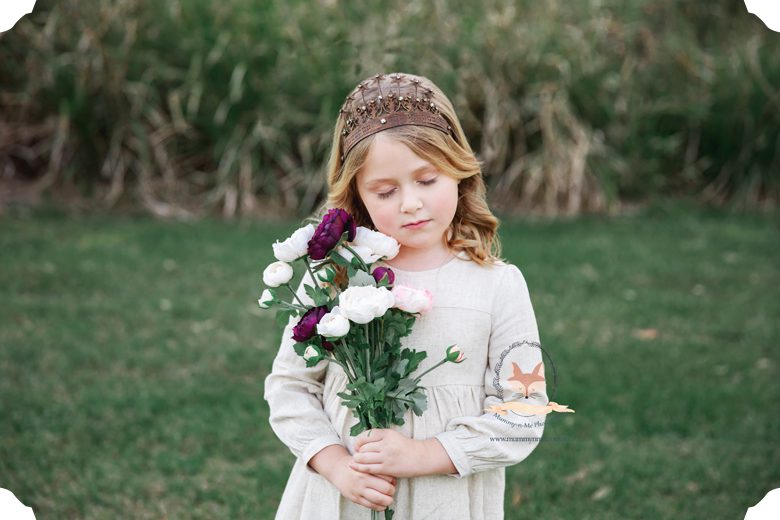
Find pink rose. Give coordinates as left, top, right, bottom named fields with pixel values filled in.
left=391, top=284, right=433, bottom=314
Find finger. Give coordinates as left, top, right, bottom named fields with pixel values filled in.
left=355, top=429, right=384, bottom=452
left=368, top=478, right=396, bottom=497
left=355, top=429, right=381, bottom=450
left=356, top=439, right=382, bottom=453
left=353, top=432, right=367, bottom=452
left=355, top=496, right=387, bottom=512
left=364, top=486, right=395, bottom=506
left=375, top=473, right=397, bottom=486
left=349, top=460, right=383, bottom=474
left=353, top=451, right=382, bottom=464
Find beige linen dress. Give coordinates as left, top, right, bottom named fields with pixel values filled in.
left=263, top=250, right=548, bottom=519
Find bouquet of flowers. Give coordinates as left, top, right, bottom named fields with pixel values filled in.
left=259, top=209, right=464, bottom=519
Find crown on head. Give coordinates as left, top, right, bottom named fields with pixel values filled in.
left=338, top=73, right=454, bottom=161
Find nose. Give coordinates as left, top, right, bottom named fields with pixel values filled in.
left=400, top=187, right=423, bottom=214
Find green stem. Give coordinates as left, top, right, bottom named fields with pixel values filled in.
left=303, top=257, right=331, bottom=297
left=324, top=356, right=353, bottom=380
left=303, top=256, right=317, bottom=284
left=342, top=243, right=370, bottom=272
left=414, top=358, right=449, bottom=383
left=339, top=338, right=361, bottom=380
left=364, top=324, right=371, bottom=382
left=276, top=301, right=308, bottom=312
left=283, top=282, right=309, bottom=309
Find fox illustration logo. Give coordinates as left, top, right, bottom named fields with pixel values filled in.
left=507, top=361, right=546, bottom=399
left=486, top=360, right=575, bottom=416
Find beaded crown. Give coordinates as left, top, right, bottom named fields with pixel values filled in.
left=338, top=73, right=454, bottom=161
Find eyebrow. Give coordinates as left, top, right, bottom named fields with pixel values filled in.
left=363, top=165, right=437, bottom=188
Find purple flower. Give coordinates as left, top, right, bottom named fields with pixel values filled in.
left=307, top=208, right=356, bottom=260
left=372, top=267, right=395, bottom=286
left=292, top=306, right=329, bottom=342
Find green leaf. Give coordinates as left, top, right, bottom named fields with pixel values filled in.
left=305, top=355, right=322, bottom=368
left=410, top=392, right=428, bottom=416
left=276, top=308, right=295, bottom=328
left=303, top=282, right=331, bottom=306
left=350, top=422, right=366, bottom=436
left=329, top=251, right=350, bottom=268
left=348, top=269, right=376, bottom=287
left=293, top=341, right=309, bottom=356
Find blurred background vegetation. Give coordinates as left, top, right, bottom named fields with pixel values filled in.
left=1, top=0, right=778, bottom=219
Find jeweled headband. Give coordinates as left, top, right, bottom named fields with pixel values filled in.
left=338, top=73, right=455, bottom=161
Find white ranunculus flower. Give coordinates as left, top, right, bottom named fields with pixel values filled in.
left=353, top=226, right=400, bottom=260
left=263, top=261, right=293, bottom=287
left=339, top=285, right=395, bottom=324
left=258, top=289, right=274, bottom=308
left=303, top=345, right=319, bottom=362
left=272, top=224, right=315, bottom=262
left=336, top=244, right=380, bottom=264
left=317, top=307, right=350, bottom=337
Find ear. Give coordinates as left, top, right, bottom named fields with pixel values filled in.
left=510, top=362, right=523, bottom=380
left=533, top=362, right=545, bottom=378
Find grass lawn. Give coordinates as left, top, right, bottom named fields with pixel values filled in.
left=1, top=199, right=778, bottom=519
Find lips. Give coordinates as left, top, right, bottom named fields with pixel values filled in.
left=404, top=219, right=430, bottom=227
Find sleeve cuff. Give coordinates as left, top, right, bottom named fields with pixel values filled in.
left=301, top=435, right=345, bottom=476
left=434, top=429, right=472, bottom=479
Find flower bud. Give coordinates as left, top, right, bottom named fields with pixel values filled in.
left=446, top=345, right=465, bottom=363
left=263, top=261, right=293, bottom=288
left=371, top=266, right=395, bottom=286
left=258, top=289, right=274, bottom=308
left=303, top=345, right=319, bottom=362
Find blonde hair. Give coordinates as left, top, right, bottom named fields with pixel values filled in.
left=308, top=73, right=505, bottom=268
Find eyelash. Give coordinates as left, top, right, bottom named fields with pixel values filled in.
left=378, top=178, right=437, bottom=199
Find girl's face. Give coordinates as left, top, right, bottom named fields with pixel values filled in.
left=356, top=132, right=459, bottom=254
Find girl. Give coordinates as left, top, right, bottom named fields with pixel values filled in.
left=264, top=73, right=548, bottom=519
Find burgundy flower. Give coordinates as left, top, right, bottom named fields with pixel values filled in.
left=292, top=306, right=329, bottom=342
left=322, top=339, right=336, bottom=352
left=307, top=208, right=357, bottom=260
left=372, top=267, right=395, bottom=286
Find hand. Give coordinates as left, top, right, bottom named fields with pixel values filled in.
left=350, top=428, right=424, bottom=479
left=331, top=452, right=397, bottom=512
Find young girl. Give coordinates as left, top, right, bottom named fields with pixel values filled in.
left=264, top=73, right=548, bottom=519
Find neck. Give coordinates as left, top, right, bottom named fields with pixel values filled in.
left=386, top=245, right=455, bottom=271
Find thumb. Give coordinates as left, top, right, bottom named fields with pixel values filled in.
left=354, top=429, right=371, bottom=451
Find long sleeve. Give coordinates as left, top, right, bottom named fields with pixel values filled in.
left=434, top=264, right=547, bottom=478
left=262, top=271, right=344, bottom=475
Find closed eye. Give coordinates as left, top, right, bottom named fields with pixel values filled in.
left=377, top=177, right=437, bottom=199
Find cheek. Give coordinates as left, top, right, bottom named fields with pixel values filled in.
left=432, top=183, right=459, bottom=219
left=362, top=198, right=395, bottom=229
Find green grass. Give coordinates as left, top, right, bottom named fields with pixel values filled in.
left=1, top=200, right=778, bottom=519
